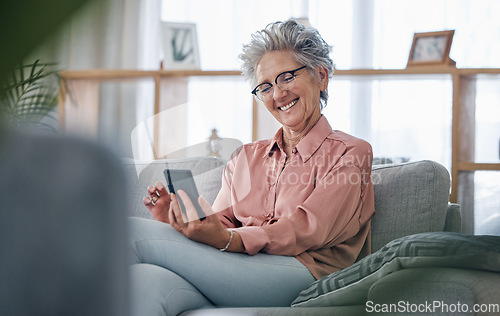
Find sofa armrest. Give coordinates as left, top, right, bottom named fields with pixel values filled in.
left=443, top=203, right=462, bottom=233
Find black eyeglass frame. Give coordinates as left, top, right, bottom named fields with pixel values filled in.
left=251, top=65, right=307, bottom=99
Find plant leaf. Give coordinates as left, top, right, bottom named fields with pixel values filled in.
left=0, top=60, right=59, bottom=131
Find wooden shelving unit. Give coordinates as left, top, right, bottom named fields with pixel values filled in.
left=331, top=67, right=500, bottom=197
left=58, top=69, right=251, bottom=157
left=332, top=67, right=500, bottom=234
left=59, top=67, right=500, bottom=233
left=58, top=69, right=241, bottom=129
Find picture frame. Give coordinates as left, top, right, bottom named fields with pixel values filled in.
left=407, top=30, right=455, bottom=67
left=161, top=22, right=201, bottom=70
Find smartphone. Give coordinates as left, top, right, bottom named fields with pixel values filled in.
left=163, top=169, right=206, bottom=220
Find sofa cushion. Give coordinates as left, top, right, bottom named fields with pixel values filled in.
left=367, top=267, right=500, bottom=311
left=291, top=232, right=500, bottom=308
left=370, top=160, right=451, bottom=252
left=124, top=156, right=226, bottom=219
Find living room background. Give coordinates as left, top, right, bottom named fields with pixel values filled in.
left=161, top=0, right=499, bottom=235
left=32, top=0, right=499, bottom=234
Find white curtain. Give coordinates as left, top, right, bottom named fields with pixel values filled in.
left=29, top=0, right=162, bottom=159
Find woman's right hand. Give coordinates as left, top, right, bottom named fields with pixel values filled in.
left=143, top=181, right=172, bottom=223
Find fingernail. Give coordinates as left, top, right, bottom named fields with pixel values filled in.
left=155, top=190, right=160, bottom=197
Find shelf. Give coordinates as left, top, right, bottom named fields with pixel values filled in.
left=59, top=69, right=242, bottom=80
left=329, top=67, right=500, bottom=83
left=334, top=67, right=500, bottom=75
left=334, top=66, right=456, bottom=76
left=457, top=162, right=500, bottom=171
left=58, top=67, right=500, bottom=80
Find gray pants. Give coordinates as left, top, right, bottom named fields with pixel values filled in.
left=128, top=217, right=315, bottom=316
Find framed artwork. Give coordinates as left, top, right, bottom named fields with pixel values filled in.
left=407, top=30, right=455, bottom=67
left=161, top=22, right=200, bottom=70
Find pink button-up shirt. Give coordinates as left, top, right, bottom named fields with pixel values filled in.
left=213, top=116, right=375, bottom=279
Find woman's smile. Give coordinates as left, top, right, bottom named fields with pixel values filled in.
left=279, top=99, right=298, bottom=111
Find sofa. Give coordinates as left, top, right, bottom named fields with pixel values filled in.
left=125, top=156, right=500, bottom=316
left=2, top=130, right=497, bottom=315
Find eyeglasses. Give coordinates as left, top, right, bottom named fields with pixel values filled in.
left=251, top=66, right=306, bottom=102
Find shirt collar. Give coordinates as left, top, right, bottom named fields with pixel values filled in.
left=262, top=115, right=333, bottom=162
left=262, top=128, right=283, bottom=159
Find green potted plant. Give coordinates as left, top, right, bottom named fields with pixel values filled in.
left=0, top=60, right=59, bottom=133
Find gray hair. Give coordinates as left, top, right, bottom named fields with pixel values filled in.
left=239, top=20, right=334, bottom=109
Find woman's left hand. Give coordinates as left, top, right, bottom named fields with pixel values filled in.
left=169, top=190, right=238, bottom=251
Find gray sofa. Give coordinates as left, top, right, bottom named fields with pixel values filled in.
left=3, top=132, right=497, bottom=316
left=125, top=157, right=500, bottom=316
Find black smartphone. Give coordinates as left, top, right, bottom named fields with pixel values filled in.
left=163, top=169, right=206, bottom=220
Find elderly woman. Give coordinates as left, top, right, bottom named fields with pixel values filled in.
left=129, top=20, right=375, bottom=315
